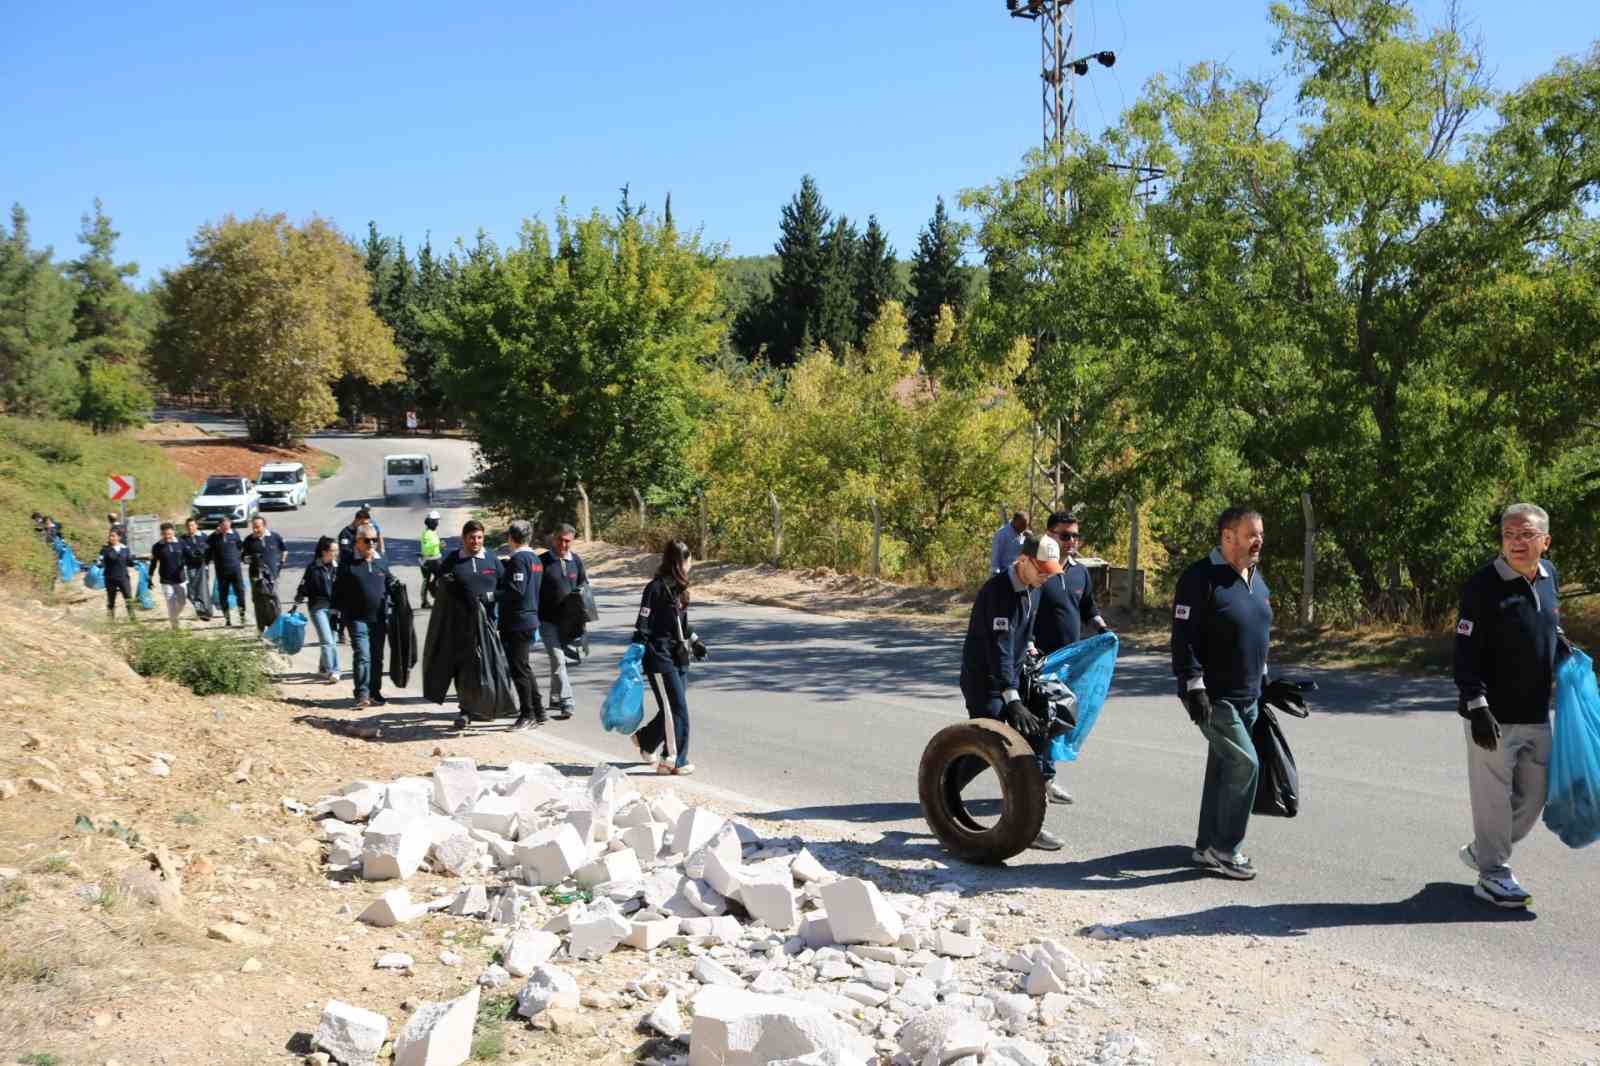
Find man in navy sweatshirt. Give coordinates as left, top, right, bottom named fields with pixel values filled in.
left=1453, top=502, right=1569, bottom=909
left=335, top=523, right=393, bottom=709
left=1034, top=511, right=1111, bottom=805
left=208, top=517, right=248, bottom=628
left=499, top=519, right=546, bottom=730
left=149, top=522, right=189, bottom=631
left=1171, top=507, right=1273, bottom=880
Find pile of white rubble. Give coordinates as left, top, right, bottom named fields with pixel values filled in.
left=300, top=758, right=1147, bottom=1066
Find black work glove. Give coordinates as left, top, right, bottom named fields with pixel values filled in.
left=1468, top=705, right=1501, bottom=751
left=1181, top=686, right=1211, bottom=727
left=1262, top=678, right=1311, bottom=718
left=1004, top=699, right=1046, bottom=739
left=691, top=639, right=708, bottom=661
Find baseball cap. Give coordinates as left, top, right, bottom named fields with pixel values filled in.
left=1024, top=534, right=1065, bottom=576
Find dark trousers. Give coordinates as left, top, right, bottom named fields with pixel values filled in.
left=504, top=629, right=544, bottom=720
left=105, top=578, right=134, bottom=619
left=350, top=618, right=386, bottom=700
left=216, top=568, right=248, bottom=623
left=636, top=666, right=691, bottom=767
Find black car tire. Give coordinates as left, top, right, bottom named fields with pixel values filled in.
left=918, top=719, right=1047, bottom=865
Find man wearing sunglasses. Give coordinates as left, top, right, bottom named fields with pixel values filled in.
left=335, top=524, right=394, bottom=709
left=1033, top=512, right=1111, bottom=804
left=1453, top=502, right=1571, bottom=909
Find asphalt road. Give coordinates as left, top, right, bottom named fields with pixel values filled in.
left=207, top=420, right=1597, bottom=1027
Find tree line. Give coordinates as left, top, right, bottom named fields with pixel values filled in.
left=7, top=0, right=1596, bottom=624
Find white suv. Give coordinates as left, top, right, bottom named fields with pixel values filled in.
left=257, top=462, right=309, bottom=510
left=191, top=475, right=259, bottom=529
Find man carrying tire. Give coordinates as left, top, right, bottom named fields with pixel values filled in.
left=958, top=533, right=1066, bottom=851
left=1171, top=506, right=1276, bottom=881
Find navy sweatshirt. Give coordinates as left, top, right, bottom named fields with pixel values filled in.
left=98, top=544, right=132, bottom=587
left=538, top=550, right=586, bottom=621
left=208, top=529, right=244, bottom=573
left=1171, top=549, right=1273, bottom=702
left=499, top=548, right=544, bottom=637
left=150, top=539, right=187, bottom=584
left=335, top=555, right=392, bottom=624
left=241, top=530, right=287, bottom=581
left=1034, top=562, right=1102, bottom=654
left=1453, top=557, right=1563, bottom=725
left=631, top=576, right=695, bottom=674
left=959, top=569, right=1038, bottom=708
left=295, top=559, right=338, bottom=611
left=178, top=532, right=209, bottom=569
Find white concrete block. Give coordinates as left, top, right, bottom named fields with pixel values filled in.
left=314, top=1000, right=390, bottom=1066
left=430, top=829, right=480, bottom=877
left=515, top=963, right=579, bottom=1018
left=626, top=914, right=679, bottom=951
left=841, top=983, right=889, bottom=1008
left=738, top=877, right=799, bottom=932
left=750, top=969, right=794, bottom=995
left=819, top=879, right=903, bottom=946
left=568, top=908, right=631, bottom=959
left=317, top=781, right=385, bottom=823
left=692, top=955, right=744, bottom=988
left=328, top=836, right=362, bottom=868
left=799, top=911, right=834, bottom=949
left=468, top=828, right=518, bottom=869
left=895, top=1006, right=967, bottom=1061
left=358, top=888, right=427, bottom=927
left=392, top=985, right=477, bottom=1066
left=619, top=822, right=668, bottom=866
left=789, top=848, right=830, bottom=885
left=464, top=793, right=520, bottom=838
left=503, top=928, right=561, bottom=978
left=1024, top=958, right=1067, bottom=997
left=647, top=990, right=686, bottom=1040
left=686, top=822, right=742, bottom=881
left=688, top=987, right=873, bottom=1066
left=513, top=823, right=587, bottom=885
left=380, top=777, right=434, bottom=820
left=361, top=813, right=430, bottom=881
left=488, top=891, right=521, bottom=926
left=934, top=930, right=982, bottom=958
left=375, top=952, right=414, bottom=970
left=683, top=878, right=729, bottom=917
left=575, top=848, right=643, bottom=890
left=649, top=789, right=688, bottom=826
left=987, top=1037, right=1049, bottom=1066
left=431, top=757, right=481, bottom=816
left=614, top=800, right=656, bottom=830
left=448, top=885, right=489, bottom=917
left=673, top=807, right=725, bottom=857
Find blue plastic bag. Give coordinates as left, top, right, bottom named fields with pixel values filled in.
left=601, top=644, right=647, bottom=734
left=84, top=563, right=105, bottom=590
left=134, top=561, right=155, bottom=610
left=264, top=610, right=308, bottom=655
left=212, top=576, right=240, bottom=610
left=56, top=543, right=80, bottom=582
left=1545, top=648, right=1600, bottom=849
left=1041, top=632, right=1121, bottom=763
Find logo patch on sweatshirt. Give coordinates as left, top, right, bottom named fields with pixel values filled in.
left=639, top=607, right=651, bottom=619
left=1456, top=619, right=1474, bottom=636
left=992, top=618, right=1009, bottom=632
left=512, top=572, right=524, bottom=585
left=1174, top=604, right=1191, bottom=620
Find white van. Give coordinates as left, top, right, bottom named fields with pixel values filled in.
left=383, top=453, right=437, bottom=505
left=257, top=462, right=309, bottom=509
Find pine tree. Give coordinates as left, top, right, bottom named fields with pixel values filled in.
left=763, top=175, right=831, bottom=366
left=0, top=204, right=80, bottom=416
left=908, top=197, right=969, bottom=351
left=815, top=215, right=860, bottom=355
left=854, top=215, right=901, bottom=343
left=65, top=199, right=146, bottom=368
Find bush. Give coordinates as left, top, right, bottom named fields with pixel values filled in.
left=116, top=627, right=270, bottom=697
left=76, top=362, right=152, bottom=433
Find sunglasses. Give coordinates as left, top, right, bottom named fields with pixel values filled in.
left=356, top=536, right=372, bottom=544
left=1051, top=530, right=1082, bottom=540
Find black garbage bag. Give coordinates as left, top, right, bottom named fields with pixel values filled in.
left=421, top=589, right=467, bottom=704
left=1251, top=704, right=1300, bottom=817
left=388, top=582, right=418, bottom=688
left=456, top=599, right=517, bottom=720
left=556, top=589, right=587, bottom=645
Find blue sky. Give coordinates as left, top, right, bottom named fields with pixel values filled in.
left=4, top=1, right=1593, bottom=283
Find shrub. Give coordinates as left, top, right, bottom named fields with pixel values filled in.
left=116, top=627, right=270, bottom=697
left=76, top=363, right=152, bottom=433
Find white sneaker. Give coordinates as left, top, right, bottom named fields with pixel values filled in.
left=1204, top=847, right=1256, bottom=880
left=1047, top=781, right=1074, bottom=805
left=1458, top=842, right=1479, bottom=873
left=1474, top=873, right=1531, bottom=909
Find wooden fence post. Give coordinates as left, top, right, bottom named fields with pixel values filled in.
left=1301, top=492, right=1316, bottom=627
left=699, top=493, right=710, bottom=560
left=1127, top=499, right=1141, bottom=609
left=870, top=496, right=882, bottom=580
left=576, top=482, right=591, bottom=543
left=768, top=490, right=783, bottom=566
left=632, top=487, right=646, bottom=530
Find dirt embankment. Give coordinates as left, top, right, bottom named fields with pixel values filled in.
left=136, top=420, right=340, bottom=489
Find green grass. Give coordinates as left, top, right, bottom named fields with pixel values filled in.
left=471, top=993, right=517, bottom=1060
left=30, top=856, right=71, bottom=876
left=115, top=626, right=271, bottom=697
left=0, top=416, right=193, bottom=593
left=313, top=448, right=342, bottom=480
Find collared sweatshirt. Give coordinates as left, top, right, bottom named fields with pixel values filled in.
left=960, top=566, right=1038, bottom=708
left=1453, top=556, right=1563, bottom=725
left=1171, top=548, right=1272, bottom=702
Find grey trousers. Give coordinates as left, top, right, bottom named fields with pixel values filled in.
left=539, top=621, right=573, bottom=709
left=1464, top=720, right=1551, bottom=878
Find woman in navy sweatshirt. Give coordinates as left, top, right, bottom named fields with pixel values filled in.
left=632, top=540, right=707, bottom=775
left=98, top=527, right=135, bottom=621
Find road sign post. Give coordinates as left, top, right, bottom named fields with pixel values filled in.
left=108, top=475, right=137, bottom=502
left=126, top=514, right=161, bottom=557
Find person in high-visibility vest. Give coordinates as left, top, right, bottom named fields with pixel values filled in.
left=419, top=510, right=443, bottom=608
